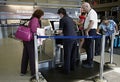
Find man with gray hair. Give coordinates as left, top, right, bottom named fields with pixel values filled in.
left=81, top=2, right=98, bottom=68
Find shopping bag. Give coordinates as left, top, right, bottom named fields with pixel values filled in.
left=15, top=26, right=32, bottom=41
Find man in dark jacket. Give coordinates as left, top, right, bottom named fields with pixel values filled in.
left=57, top=8, right=78, bottom=74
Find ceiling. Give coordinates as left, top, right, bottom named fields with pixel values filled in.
left=0, top=0, right=82, bottom=8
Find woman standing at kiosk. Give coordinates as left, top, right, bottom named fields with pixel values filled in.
left=20, top=9, right=44, bottom=77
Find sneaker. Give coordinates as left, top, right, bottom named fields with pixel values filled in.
left=82, top=63, right=93, bottom=68
left=95, top=52, right=100, bottom=56
left=20, top=73, right=25, bottom=76
left=30, top=75, right=36, bottom=82
left=108, top=48, right=111, bottom=52
left=82, top=60, right=88, bottom=64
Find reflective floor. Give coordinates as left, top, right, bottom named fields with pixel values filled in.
left=0, top=38, right=120, bottom=82
left=40, top=52, right=120, bottom=82
left=0, top=38, right=30, bottom=82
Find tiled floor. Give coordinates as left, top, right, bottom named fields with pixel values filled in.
left=0, top=38, right=120, bottom=82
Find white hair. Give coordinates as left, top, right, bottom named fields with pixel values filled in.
left=81, top=2, right=91, bottom=12
left=82, top=2, right=91, bottom=9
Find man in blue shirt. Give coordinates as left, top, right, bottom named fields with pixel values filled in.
left=98, top=17, right=118, bottom=35
left=97, top=16, right=118, bottom=50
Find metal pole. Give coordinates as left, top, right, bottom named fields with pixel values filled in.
left=11, top=27, right=13, bottom=37
left=34, top=34, right=39, bottom=81
left=94, top=35, right=107, bottom=82
left=105, top=33, right=116, bottom=68
left=100, top=35, right=105, bottom=80
left=110, top=33, right=114, bottom=64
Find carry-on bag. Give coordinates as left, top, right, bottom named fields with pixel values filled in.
left=15, top=25, right=32, bottom=41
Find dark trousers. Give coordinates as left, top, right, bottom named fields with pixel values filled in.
left=95, top=34, right=102, bottom=56
left=105, top=36, right=111, bottom=48
left=21, top=40, right=35, bottom=76
left=84, top=29, right=96, bottom=64
left=63, top=39, right=77, bottom=73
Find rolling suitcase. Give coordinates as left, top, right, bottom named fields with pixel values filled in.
left=114, top=35, right=120, bottom=48
left=118, top=36, right=120, bottom=47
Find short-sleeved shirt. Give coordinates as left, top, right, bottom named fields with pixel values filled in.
left=99, top=20, right=116, bottom=34
left=84, top=9, right=98, bottom=30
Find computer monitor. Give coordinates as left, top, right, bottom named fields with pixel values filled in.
left=53, top=21, right=59, bottom=30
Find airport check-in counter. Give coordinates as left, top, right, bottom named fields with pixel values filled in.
left=0, top=11, right=80, bottom=69
left=37, top=19, right=66, bottom=69
left=0, top=17, right=63, bottom=69
left=38, top=18, right=81, bottom=69
left=36, top=19, right=54, bottom=68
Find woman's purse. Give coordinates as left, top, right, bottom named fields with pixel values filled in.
left=15, top=21, right=32, bottom=41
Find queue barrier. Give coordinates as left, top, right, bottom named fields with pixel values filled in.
left=33, top=33, right=115, bottom=82
left=37, top=35, right=102, bottom=39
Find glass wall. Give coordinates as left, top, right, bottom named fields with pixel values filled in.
left=99, top=0, right=118, bottom=4
left=85, top=0, right=118, bottom=4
